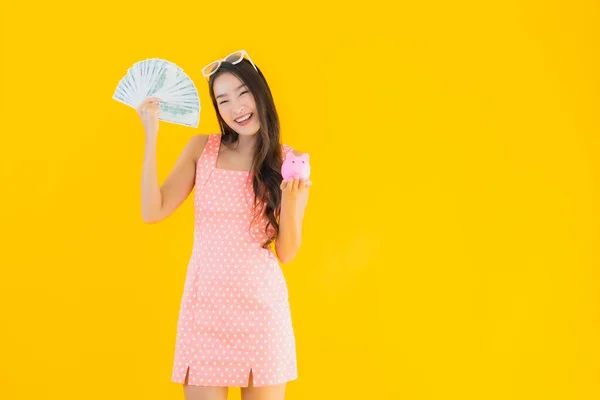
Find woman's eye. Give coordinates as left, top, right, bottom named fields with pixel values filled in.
left=219, top=91, right=248, bottom=105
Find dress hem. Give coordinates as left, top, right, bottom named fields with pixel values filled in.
left=170, top=372, right=298, bottom=388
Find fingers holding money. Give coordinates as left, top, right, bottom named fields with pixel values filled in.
left=136, top=97, right=161, bottom=116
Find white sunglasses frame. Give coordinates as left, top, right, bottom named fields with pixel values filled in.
left=202, top=49, right=258, bottom=79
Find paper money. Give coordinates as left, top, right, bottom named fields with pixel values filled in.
left=112, top=58, right=200, bottom=128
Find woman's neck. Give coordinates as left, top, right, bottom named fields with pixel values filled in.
left=229, top=134, right=258, bottom=155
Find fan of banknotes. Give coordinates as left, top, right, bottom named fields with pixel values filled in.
left=112, top=58, right=200, bottom=128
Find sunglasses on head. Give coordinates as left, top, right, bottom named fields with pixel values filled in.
left=202, top=49, right=258, bottom=79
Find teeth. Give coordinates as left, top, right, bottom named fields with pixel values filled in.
left=235, top=113, right=252, bottom=122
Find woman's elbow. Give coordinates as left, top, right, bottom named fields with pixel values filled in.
left=278, top=253, right=295, bottom=264
left=276, top=245, right=300, bottom=264
left=278, top=255, right=294, bottom=264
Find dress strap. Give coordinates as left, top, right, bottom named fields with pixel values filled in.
left=196, top=134, right=220, bottom=188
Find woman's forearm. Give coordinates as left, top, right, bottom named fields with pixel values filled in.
left=275, top=198, right=305, bottom=264
left=141, top=135, right=163, bottom=223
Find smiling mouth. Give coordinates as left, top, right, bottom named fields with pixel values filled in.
left=235, top=113, right=253, bottom=125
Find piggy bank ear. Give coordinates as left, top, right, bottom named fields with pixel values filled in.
left=300, top=153, right=310, bottom=161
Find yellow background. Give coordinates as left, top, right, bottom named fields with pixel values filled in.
left=1, top=0, right=599, bottom=399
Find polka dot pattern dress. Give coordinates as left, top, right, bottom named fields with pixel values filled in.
left=171, top=134, right=298, bottom=387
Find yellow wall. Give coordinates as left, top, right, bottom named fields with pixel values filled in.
left=1, top=1, right=599, bottom=399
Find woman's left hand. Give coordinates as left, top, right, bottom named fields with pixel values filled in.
left=280, top=177, right=312, bottom=204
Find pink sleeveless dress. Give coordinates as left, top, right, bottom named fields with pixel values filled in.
left=170, top=134, right=298, bottom=387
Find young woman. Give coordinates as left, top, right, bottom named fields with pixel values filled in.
left=138, top=50, right=311, bottom=400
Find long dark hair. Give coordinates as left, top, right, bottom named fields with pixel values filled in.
left=207, top=58, right=285, bottom=249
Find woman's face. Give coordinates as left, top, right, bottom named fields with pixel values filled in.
left=213, top=72, right=260, bottom=136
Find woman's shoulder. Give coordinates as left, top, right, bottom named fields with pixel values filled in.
left=185, top=134, right=213, bottom=163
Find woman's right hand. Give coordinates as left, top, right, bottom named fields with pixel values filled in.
left=136, top=97, right=161, bottom=138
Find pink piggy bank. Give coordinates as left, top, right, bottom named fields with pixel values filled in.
left=281, top=152, right=311, bottom=181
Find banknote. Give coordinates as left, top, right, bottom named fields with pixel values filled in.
left=112, top=58, right=200, bottom=128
